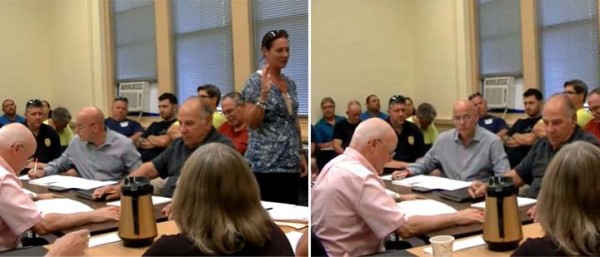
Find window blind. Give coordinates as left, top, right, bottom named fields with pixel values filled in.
left=251, top=0, right=308, bottom=115
left=538, top=0, right=599, bottom=97
left=172, top=0, right=233, bottom=104
left=478, top=0, right=523, bottom=77
left=111, top=0, right=157, bottom=81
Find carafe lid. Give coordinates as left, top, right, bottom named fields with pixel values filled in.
left=486, top=176, right=517, bottom=197
left=121, top=177, right=153, bottom=196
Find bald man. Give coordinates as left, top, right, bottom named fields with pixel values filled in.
left=333, top=100, right=362, bottom=155
left=0, top=123, right=118, bottom=251
left=312, top=118, right=484, bottom=256
left=94, top=97, right=234, bottom=199
left=395, top=100, right=509, bottom=181
left=470, top=94, right=600, bottom=199
left=30, top=107, right=142, bottom=181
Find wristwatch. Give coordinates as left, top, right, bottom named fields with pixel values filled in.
left=256, top=100, right=267, bottom=108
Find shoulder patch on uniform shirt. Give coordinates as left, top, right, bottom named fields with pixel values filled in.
left=408, top=136, right=414, bottom=145
left=44, top=138, right=51, bottom=147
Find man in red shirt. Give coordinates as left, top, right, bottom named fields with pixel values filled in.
left=218, top=92, right=248, bottom=155
left=585, top=88, right=600, bottom=139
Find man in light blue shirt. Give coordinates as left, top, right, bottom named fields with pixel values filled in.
left=0, top=99, right=25, bottom=126
left=397, top=100, right=509, bottom=181
left=30, top=107, right=141, bottom=181
left=360, top=94, right=388, bottom=121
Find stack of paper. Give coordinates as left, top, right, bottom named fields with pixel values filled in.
left=29, top=175, right=117, bottom=190
left=391, top=175, right=472, bottom=191
left=262, top=201, right=309, bottom=221
left=286, top=231, right=304, bottom=253
left=106, top=196, right=172, bottom=207
left=35, top=198, right=93, bottom=215
left=471, top=197, right=537, bottom=209
left=89, top=232, right=121, bottom=247
left=396, top=199, right=457, bottom=217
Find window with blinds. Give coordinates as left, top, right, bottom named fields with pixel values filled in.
left=111, top=0, right=157, bottom=81
left=478, top=0, right=523, bottom=77
left=251, top=0, right=308, bottom=115
left=538, top=0, right=599, bottom=98
left=171, top=0, right=233, bottom=104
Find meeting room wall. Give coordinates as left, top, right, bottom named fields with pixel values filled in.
left=0, top=0, right=109, bottom=117
left=311, top=0, right=475, bottom=123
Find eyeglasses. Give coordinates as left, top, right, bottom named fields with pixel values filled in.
left=375, top=138, right=395, bottom=158
left=389, top=95, right=406, bottom=105
left=453, top=114, right=473, bottom=123
left=563, top=90, right=580, bottom=95
left=222, top=106, right=240, bottom=117
left=198, top=94, right=212, bottom=99
left=26, top=99, right=43, bottom=108
left=76, top=122, right=96, bottom=130
left=114, top=96, right=129, bottom=103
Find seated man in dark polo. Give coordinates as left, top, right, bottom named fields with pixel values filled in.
left=469, top=92, right=509, bottom=138
left=470, top=94, right=600, bottom=199
left=105, top=97, right=143, bottom=143
left=504, top=89, right=543, bottom=168
left=333, top=100, right=362, bottom=155
left=137, top=93, right=178, bottom=162
left=29, top=107, right=142, bottom=181
left=384, top=95, right=425, bottom=171
left=22, top=99, right=61, bottom=173
left=93, top=97, right=234, bottom=199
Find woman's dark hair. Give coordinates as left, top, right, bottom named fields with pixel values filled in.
left=261, top=29, right=289, bottom=50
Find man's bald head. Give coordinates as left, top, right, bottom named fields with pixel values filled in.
left=346, top=100, right=362, bottom=124
left=77, top=107, right=105, bottom=126
left=453, top=100, right=476, bottom=116
left=349, top=118, right=396, bottom=174
left=543, top=94, right=578, bottom=149
left=545, top=94, right=576, bottom=120
left=452, top=100, right=479, bottom=141
left=0, top=123, right=36, bottom=172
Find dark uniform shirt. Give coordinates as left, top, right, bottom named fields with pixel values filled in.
left=386, top=119, right=425, bottom=163
left=138, top=119, right=177, bottom=162
left=26, top=123, right=61, bottom=164
left=152, top=127, right=233, bottom=197
left=515, top=126, right=600, bottom=198
left=105, top=117, right=143, bottom=138
left=505, top=116, right=542, bottom=168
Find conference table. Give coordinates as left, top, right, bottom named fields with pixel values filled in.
left=384, top=180, right=534, bottom=239
left=22, top=181, right=169, bottom=236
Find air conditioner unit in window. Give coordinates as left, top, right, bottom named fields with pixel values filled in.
left=118, top=81, right=150, bottom=112
left=482, top=76, right=523, bottom=110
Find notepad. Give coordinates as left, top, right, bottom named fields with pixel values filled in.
left=29, top=175, right=118, bottom=190
left=35, top=198, right=93, bottom=215
left=19, top=175, right=30, bottom=181
left=106, top=196, right=172, bottom=207
left=261, top=201, right=309, bottom=221
left=424, top=235, right=486, bottom=254
left=471, top=197, right=537, bottom=209
left=396, top=199, right=457, bottom=217
left=89, top=232, right=121, bottom=247
left=391, top=175, right=472, bottom=191
left=274, top=221, right=308, bottom=229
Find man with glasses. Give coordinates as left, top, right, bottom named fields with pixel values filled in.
left=0, top=99, right=25, bottom=126
left=29, top=107, right=142, bottom=181
left=22, top=99, right=61, bottom=172
left=218, top=91, right=248, bottom=155
left=105, top=97, right=143, bottom=143
left=563, top=79, right=593, bottom=128
left=393, top=100, right=509, bottom=181
left=384, top=95, right=425, bottom=171
left=197, top=84, right=227, bottom=129
left=137, top=93, right=178, bottom=162
left=360, top=94, right=388, bottom=121
left=469, top=92, right=509, bottom=138
left=585, top=88, right=600, bottom=139
left=312, top=118, right=484, bottom=256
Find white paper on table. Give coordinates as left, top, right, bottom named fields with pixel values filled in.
left=261, top=201, right=309, bottom=221
left=380, top=174, right=393, bottom=181
left=396, top=199, right=457, bottom=217
left=285, top=231, right=304, bottom=253
left=89, top=232, right=121, bottom=247
left=424, top=235, right=486, bottom=253
left=274, top=221, right=308, bottom=229
left=471, top=197, right=537, bottom=209
left=22, top=188, right=35, bottom=196
left=29, top=175, right=117, bottom=190
left=35, top=198, right=93, bottom=215
left=107, top=196, right=172, bottom=207
left=391, top=175, right=471, bottom=191
left=19, top=175, right=30, bottom=181
left=385, top=189, right=399, bottom=198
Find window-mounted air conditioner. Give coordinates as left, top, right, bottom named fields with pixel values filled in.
left=482, top=76, right=523, bottom=110
left=118, top=81, right=150, bottom=112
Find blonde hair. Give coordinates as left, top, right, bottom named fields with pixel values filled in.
left=537, top=141, right=600, bottom=255
left=171, top=143, right=271, bottom=255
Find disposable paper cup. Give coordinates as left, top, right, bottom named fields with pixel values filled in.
left=429, top=235, right=454, bottom=257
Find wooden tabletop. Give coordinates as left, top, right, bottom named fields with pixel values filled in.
left=407, top=223, right=543, bottom=257
left=22, top=181, right=169, bottom=236
left=384, top=180, right=534, bottom=239
left=44, top=220, right=308, bottom=256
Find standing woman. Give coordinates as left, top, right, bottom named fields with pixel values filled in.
left=242, top=29, right=307, bottom=205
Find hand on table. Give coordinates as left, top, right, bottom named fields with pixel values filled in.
left=453, top=208, right=485, bottom=225
left=468, top=181, right=487, bottom=198
left=161, top=203, right=173, bottom=220
left=93, top=184, right=121, bottom=201
left=391, top=170, right=410, bottom=180
left=45, top=229, right=90, bottom=257
left=90, top=206, right=120, bottom=223
left=396, top=194, right=426, bottom=201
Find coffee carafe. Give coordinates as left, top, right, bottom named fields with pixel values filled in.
left=483, top=176, right=523, bottom=251
left=118, top=177, right=157, bottom=247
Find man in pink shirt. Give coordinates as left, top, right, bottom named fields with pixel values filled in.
left=0, top=123, right=119, bottom=251
left=312, top=118, right=484, bottom=256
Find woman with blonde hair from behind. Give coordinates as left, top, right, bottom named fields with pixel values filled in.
left=512, top=141, right=600, bottom=256
left=143, top=143, right=294, bottom=256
